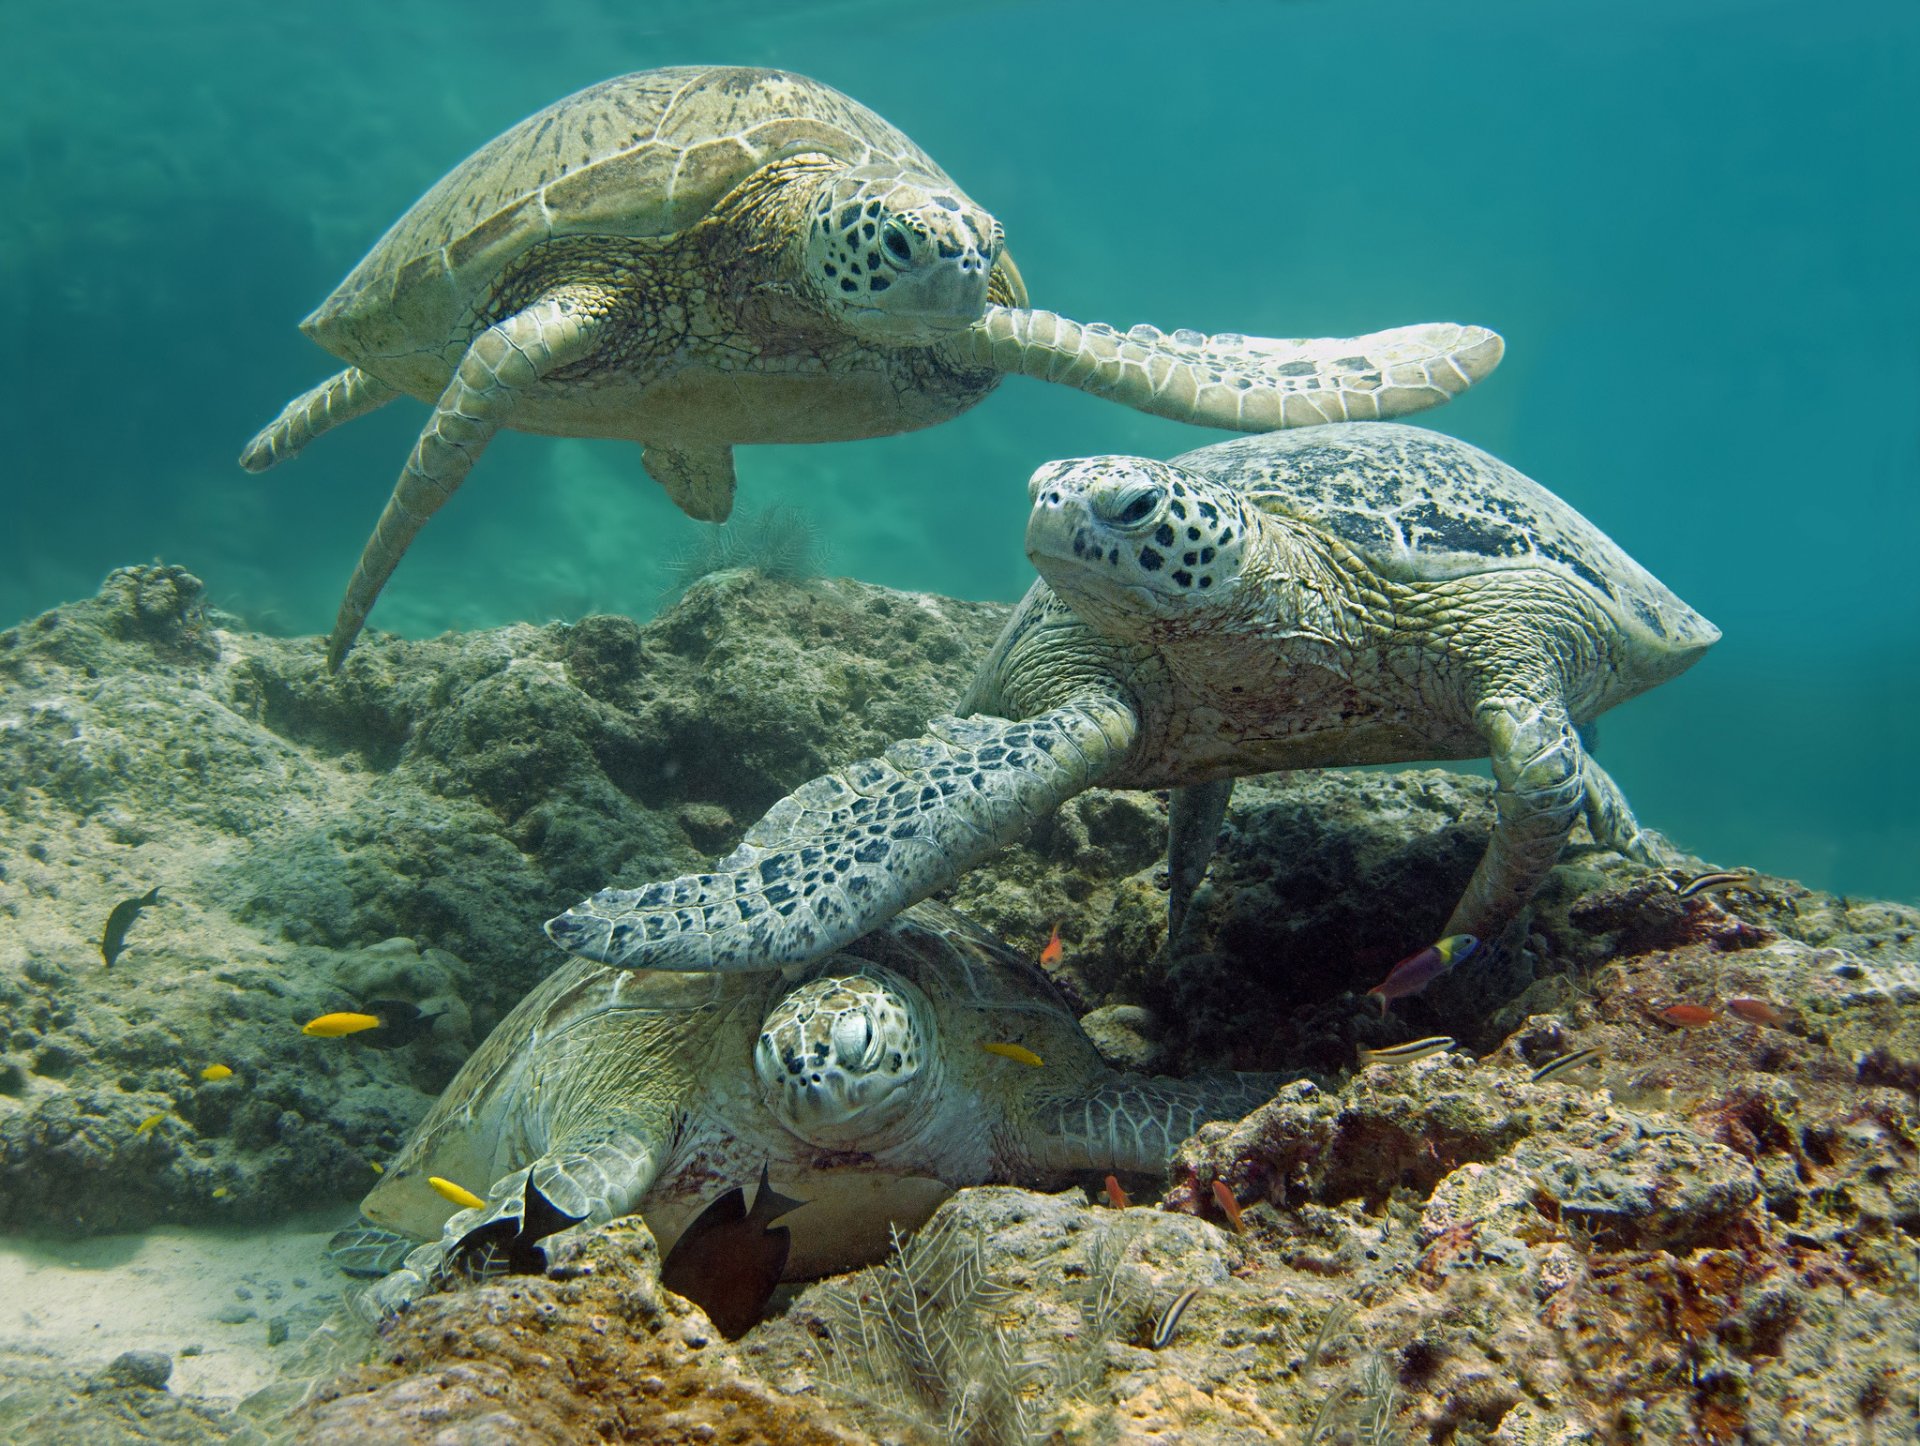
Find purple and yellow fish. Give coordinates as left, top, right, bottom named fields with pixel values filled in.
left=1366, top=934, right=1480, bottom=1014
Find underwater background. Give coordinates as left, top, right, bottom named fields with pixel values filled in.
left=4, top=0, right=1915, bottom=904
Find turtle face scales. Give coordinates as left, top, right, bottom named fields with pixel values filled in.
left=755, top=965, right=938, bottom=1149
left=1024, top=456, right=1256, bottom=635
left=802, top=165, right=1000, bottom=343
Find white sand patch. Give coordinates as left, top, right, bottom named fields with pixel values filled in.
left=0, top=1209, right=362, bottom=1403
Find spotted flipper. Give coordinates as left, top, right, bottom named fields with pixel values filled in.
left=546, top=700, right=1139, bottom=973
left=949, top=310, right=1502, bottom=431
left=326, top=1216, right=417, bottom=1279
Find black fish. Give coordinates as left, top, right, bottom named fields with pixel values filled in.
left=660, top=1164, right=805, bottom=1339
left=446, top=1176, right=588, bottom=1281
left=358, top=998, right=448, bottom=1050
left=100, top=887, right=161, bottom=967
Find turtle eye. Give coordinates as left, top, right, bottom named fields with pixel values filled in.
left=881, top=220, right=915, bottom=264
left=1096, top=482, right=1162, bottom=529
left=1115, top=493, right=1157, bottom=526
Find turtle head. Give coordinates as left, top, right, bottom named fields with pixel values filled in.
left=1024, top=456, right=1258, bottom=633
left=802, top=165, right=1001, bottom=343
left=755, top=964, right=940, bottom=1149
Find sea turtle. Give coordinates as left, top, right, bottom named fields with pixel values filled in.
left=238, top=65, right=1504, bottom=669
left=546, top=422, right=1718, bottom=973
left=331, top=900, right=1279, bottom=1315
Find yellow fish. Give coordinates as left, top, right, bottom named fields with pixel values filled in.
left=134, top=1112, right=167, bottom=1136
left=370, top=1161, right=385, bottom=1175
left=428, top=1176, right=486, bottom=1210
left=301, top=1012, right=382, bottom=1038
left=980, top=1041, right=1044, bottom=1068
left=212, top=1187, right=230, bottom=1199
left=200, top=1064, right=234, bottom=1081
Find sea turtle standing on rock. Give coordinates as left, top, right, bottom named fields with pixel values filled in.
left=240, top=65, right=1502, bottom=668
left=548, top=423, right=1717, bottom=973
left=332, top=901, right=1279, bottom=1316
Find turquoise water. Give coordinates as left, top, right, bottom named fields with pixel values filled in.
left=5, top=0, right=1915, bottom=902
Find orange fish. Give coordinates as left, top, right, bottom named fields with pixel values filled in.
left=1659, top=1003, right=1719, bottom=1028
left=1725, top=997, right=1786, bottom=1027
left=1211, top=1179, right=1245, bottom=1234
left=1104, top=1174, right=1131, bottom=1209
left=1039, top=924, right=1064, bottom=967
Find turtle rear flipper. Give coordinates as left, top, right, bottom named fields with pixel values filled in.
left=327, top=1217, right=417, bottom=1279
left=1026, top=1070, right=1285, bottom=1175
left=952, top=311, right=1502, bottom=430
left=545, top=700, right=1138, bottom=973
left=240, top=367, right=398, bottom=472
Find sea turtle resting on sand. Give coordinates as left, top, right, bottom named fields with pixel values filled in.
left=547, top=423, right=1717, bottom=973
left=239, top=64, right=1503, bottom=668
left=331, top=901, right=1278, bottom=1316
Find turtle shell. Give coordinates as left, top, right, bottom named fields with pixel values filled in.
left=1177, top=422, right=1719, bottom=653
left=305, top=66, right=952, bottom=365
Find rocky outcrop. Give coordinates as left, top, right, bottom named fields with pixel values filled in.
left=3, top=564, right=1917, bottom=1442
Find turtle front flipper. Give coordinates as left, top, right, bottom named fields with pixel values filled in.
left=1449, top=695, right=1595, bottom=942
left=363, top=1127, right=663, bottom=1314
left=546, top=700, right=1139, bottom=973
left=326, top=1216, right=417, bottom=1279
left=240, top=367, right=398, bottom=472
left=1026, top=1070, right=1285, bottom=1175
left=949, top=309, right=1502, bottom=430
left=325, top=289, right=611, bottom=670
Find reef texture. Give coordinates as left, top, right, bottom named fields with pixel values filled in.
left=1, top=565, right=1917, bottom=1443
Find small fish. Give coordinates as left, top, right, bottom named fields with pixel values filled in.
left=1530, top=1046, right=1604, bottom=1083
left=211, top=1187, right=230, bottom=1199
left=1366, top=934, right=1480, bottom=1013
left=133, top=1112, right=167, bottom=1136
left=1357, top=1035, right=1457, bottom=1067
left=100, top=887, right=161, bottom=967
left=302, top=1011, right=382, bottom=1038
left=445, top=1176, right=587, bottom=1281
left=1726, top=996, right=1787, bottom=1027
left=660, top=1164, right=806, bottom=1340
left=1149, top=1287, right=1203, bottom=1349
left=199, top=1064, right=234, bottom=1082
left=428, top=1176, right=487, bottom=1210
left=1659, top=1003, right=1719, bottom=1028
left=1104, top=1174, right=1131, bottom=1210
left=1211, top=1179, right=1245, bottom=1234
left=1673, top=869, right=1755, bottom=898
left=357, top=999, right=448, bottom=1051
left=980, top=1041, right=1045, bottom=1068
left=1039, top=924, right=1064, bottom=967
left=369, top=1161, right=385, bottom=1175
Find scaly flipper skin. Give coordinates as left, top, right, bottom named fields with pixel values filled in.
left=325, top=291, right=608, bottom=670
left=946, top=314, right=1503, bottom=430
left=1026, top=1069, right=1285, bottom=1176
left=360, top=1127, right=659, bottom=1316
left=545, top=700, right=1138, bottom=972
left=239, top=367, right=398, bottom=472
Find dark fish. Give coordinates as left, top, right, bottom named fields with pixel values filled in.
left=357, top=998, right=448, bottom=1050
left=1366, top=934, right=1480, bottom=1012
left=660, top=1164, right=805, bottom=1339
left=447, top=1176, right=588, bottom=1280
left=1149, top=1286, right=1203, bottom=1349
left=100, top=887, right=161, bottom=967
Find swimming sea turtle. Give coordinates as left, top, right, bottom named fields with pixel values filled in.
left=332, top=901, right=1279, bottom=1313
left=239, top=65, right=1503, bottom=668
left=547, top=422, right=1717, bottom=973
